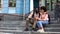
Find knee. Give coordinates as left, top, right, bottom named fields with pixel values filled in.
left=26, top=19, right=30, bottom=23
left=37, top=21, right=42, bottom=26
left=45, top=20, right=49, bottom=24
left=37, top=21, right=43, bottom=28
left=26, top=18, right=29, bottom=21
left=37, top=21, right=42, bottom=24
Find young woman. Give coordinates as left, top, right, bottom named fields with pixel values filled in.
left=36, top=6, right=49, bottom=32
left=25, top=8, right=39, bottom=31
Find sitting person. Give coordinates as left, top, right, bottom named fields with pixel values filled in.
left=25, top=8, right=39, bottom=31
left=36, top=6, right=49, bottom=32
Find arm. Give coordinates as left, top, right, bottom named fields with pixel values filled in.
left=28, top=11, right=33, bottom=19
left=36, top=14, right=48, bottom=20
left=36, top=16, right=42, bottom=20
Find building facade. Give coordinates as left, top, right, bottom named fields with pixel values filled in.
left=0, top=0, right=34, bottom=15
left=0, top=0, right=60, bottom=15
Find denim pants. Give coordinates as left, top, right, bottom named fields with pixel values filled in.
left=37, top=20, right=48, bottom=28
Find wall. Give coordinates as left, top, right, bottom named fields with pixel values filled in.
left=2, top=0, right=8, bottom=13
left=1, top=0, right=30, bottom=14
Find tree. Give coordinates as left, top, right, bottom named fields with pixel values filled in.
left=12, top=0, right=15, bottom=7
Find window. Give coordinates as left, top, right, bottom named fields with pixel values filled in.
left=9, top=0, right=16, bottom=7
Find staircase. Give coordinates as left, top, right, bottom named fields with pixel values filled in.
left=0, top=11, right=60, bottom=34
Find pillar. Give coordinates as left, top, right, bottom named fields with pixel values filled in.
left=25, top=0, right=30, bottom=14
left=2, top=0, right=8, bottom=13
left=16, top=0, right=24, bottom=14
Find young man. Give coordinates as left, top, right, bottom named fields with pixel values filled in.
left=25, top=8, right=39, bottom=31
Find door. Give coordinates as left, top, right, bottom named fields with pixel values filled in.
left=33, top=0, right=39, bottom=8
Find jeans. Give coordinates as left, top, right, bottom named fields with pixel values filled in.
left=37, top=20, right=48, bottom=28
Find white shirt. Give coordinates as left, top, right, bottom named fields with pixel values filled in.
left=28, top=11, right=33, bottom=18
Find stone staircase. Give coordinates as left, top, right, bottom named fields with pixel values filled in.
left=0, top=11, right=60, bottom=34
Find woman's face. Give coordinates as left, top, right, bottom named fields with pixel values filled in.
left=40, top=9, right=44, bottom=13
left=36, top=8, right=38, bottom=13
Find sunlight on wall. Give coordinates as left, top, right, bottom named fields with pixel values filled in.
left=30, top=0, right=33, bottom=11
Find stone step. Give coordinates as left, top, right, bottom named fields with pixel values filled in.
left=0, top=21, right=25, bottom=26
left=1, top=14, right=55, bottom=21
left=2, top=15, right=24, bottom=21
left=0, top=32, right=13, bottom=34
left=0, top=27, right=25, bottom=31
left=0, top=21, right=59, bottom=27
left=0, top=24, right=60, bottom=32
left=0, top=30, right=23, bottom=33
left=45, top=24, right=60, bottom=27
left=31, top=32, right=60, bottom=34
left=1, top=24, right=60, bottom=28
left=44, top=27, right=60, bottom=32
left=0, top=31, right=60, bottom=34
left=50, top=22, right=60, bottom=24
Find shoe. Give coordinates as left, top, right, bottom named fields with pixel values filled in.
left=32, top=28, right=36, bottom=31
left=24, top=28, right=29, bottom=31
left=37, top=29, right=44, bottom=32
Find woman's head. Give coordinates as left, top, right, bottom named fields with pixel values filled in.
left=39, top=6, right=47, bottom=13
left=34, top=8, right=39, bottom=14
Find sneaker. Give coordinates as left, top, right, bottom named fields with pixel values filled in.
left=37, top=29, right=44, bottom=32
left=32, top=28, right=37, bottom=31
left=24, top=28, right=29, bottom=31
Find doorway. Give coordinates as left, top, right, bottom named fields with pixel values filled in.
left=33, top=0, right=39, bottom=8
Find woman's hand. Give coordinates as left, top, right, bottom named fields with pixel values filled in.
left=41, top=17, right=45, bottom=19
left=37, top=17, right=44, bottom=20
left=33, top=17, right=37, bottom=21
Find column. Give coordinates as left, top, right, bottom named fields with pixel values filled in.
left=2, top=0, right=8, bottom=13
left=25, top=0, right=30, bottom=14
left=16, top=0, right=24, bottom=14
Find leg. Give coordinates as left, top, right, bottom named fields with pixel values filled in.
left=37, top=21, right=43, bottom=28
left=42, top=20, right=48, bottom=25
left=32, top=20, right=37, bottom=31
left=32, top=20, right=37, bottom=28
left=25, top=18, right=30, bottom=31
left=37, top=21, right=44, bottom=32
left=25, top=18, right=30, bottom=29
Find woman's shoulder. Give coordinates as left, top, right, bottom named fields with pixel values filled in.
left=44, top=12, right=48, bottom=14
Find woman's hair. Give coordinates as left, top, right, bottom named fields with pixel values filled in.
left=32, top=8, right=39, bottom=18
left=33, top=8, right=39, bottom=14
left=40, top=6, right=47, bottom=12
left=32, top=8, right=40, bottom=18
